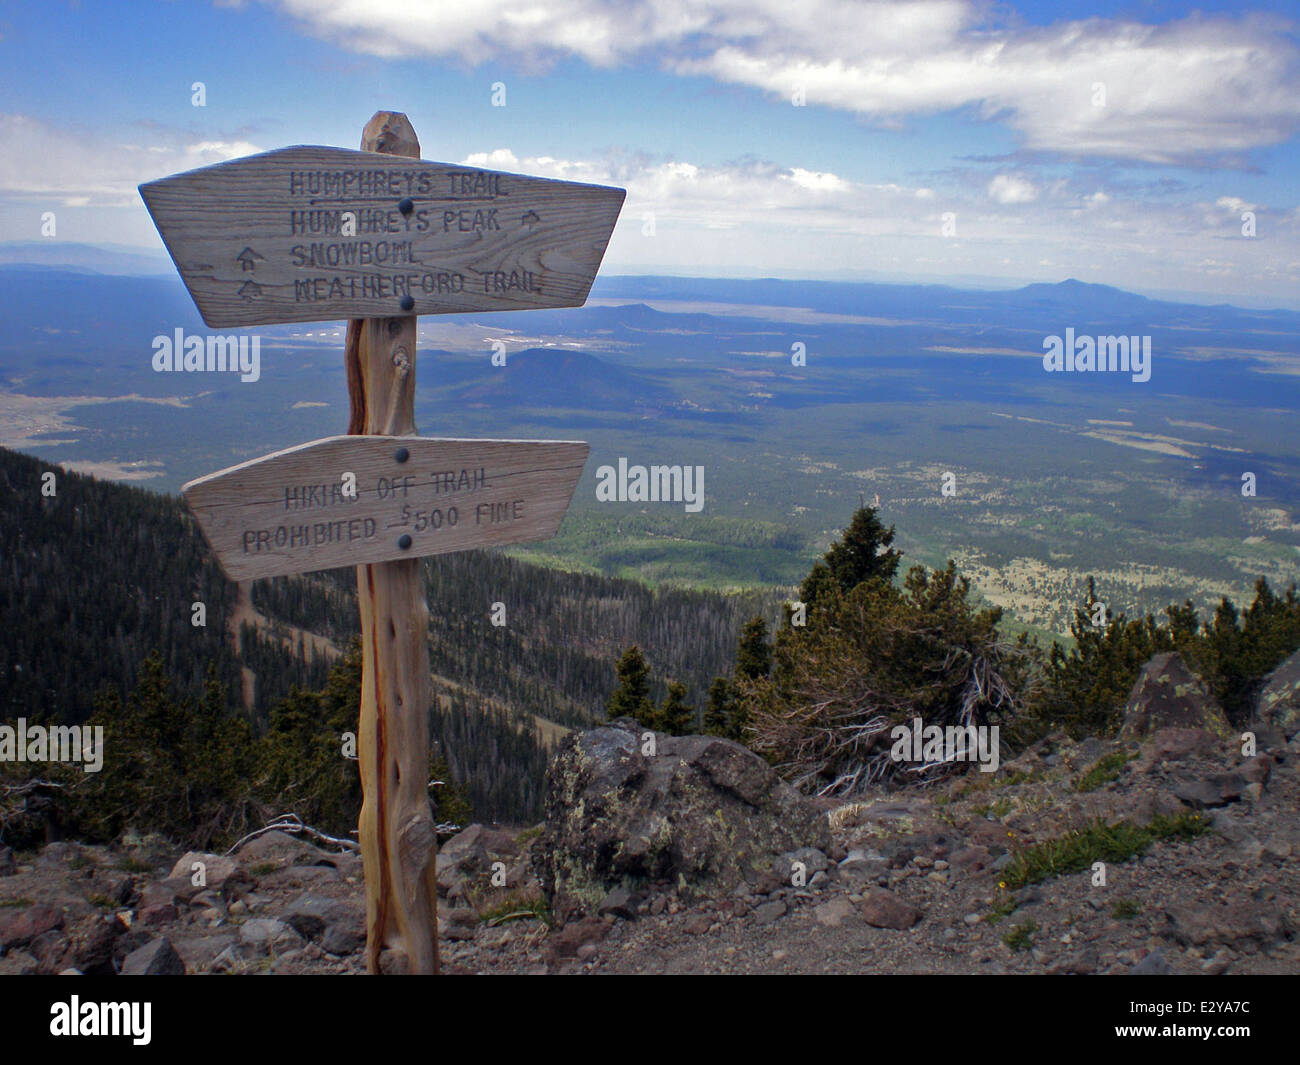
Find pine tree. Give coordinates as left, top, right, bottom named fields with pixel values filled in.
left=608, top=645, right=654, bottom=726
left=747, top=562, right=1026, bottom=794
left=704, top=677, right=735, bottom=736
left=1035, top=577, right=1173, bottom=738
left=658, top=681, right=694, bottom=736
left=823, top=504, right=901, bottom=594
left=797, top=561, right=839, bottom=615
left=736, top=616, right=771, bottom=680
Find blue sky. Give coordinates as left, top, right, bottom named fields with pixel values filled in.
left=0, top=0, right=1297, bottom=306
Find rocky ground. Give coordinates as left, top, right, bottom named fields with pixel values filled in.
left=1, top=652, right=1297, bottom=976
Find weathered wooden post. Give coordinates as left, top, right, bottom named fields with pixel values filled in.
left=140, top=110, right=624, bottom=974
left=348, top=111, right=437, bottom=975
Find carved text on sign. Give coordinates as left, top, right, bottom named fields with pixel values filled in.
left=183, top=436, right=588, bottom=580
left=141, top=147, right=624, bottom=327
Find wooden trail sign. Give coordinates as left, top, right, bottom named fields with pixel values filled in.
left=182, top=435, right=588, bottom=581
left=143, top=110, right=624, bottom=975
left=140, top=146, right=625, bottom=327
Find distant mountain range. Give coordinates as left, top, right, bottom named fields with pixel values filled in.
left=2, top=239, right=1297, bottom=319
left=0, top=241, right=173, bottom=277
left=589, top=274, right=1300, bottom=325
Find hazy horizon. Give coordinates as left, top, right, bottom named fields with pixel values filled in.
left=3, top=239, right=1299, bottom=315
left=1, top=1, right=1296, bottom=308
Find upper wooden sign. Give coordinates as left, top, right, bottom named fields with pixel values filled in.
left=140, top=146, right=625, bottom=328
left=183, top=435, right=589, bottom=580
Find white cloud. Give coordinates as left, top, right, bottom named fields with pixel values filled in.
left=988, top=174, right=1038, bottom=204
left=1215, top=195, right=1256, bottom=214
left=2, top=106, right=1294, bottom=306
left=438, top=146, right=1299, bottom=304
left=511, top=146, right=1295, bottom=303
left=0, top=114, right=263, bottom=207
left=788, top=168, right=848, bottom=192
left=272, top=0, right=1300, bottom=164
left=188, top=140, right=263, bottom=158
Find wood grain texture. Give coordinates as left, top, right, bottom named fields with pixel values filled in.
left=347, top=114, right=436, bottom=975
left=139, top=144, right=625, bottom=328
left=181, top=434, right=589, bottom=581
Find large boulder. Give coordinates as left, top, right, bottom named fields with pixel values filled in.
left=535, top=721, right=830, bottom=921
left=1120, top=653, right=1231, bottom=740
left=1255, top=648, right=1300, bottom=738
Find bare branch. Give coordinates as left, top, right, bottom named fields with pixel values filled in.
left=224, top=813, right=360, bottom=856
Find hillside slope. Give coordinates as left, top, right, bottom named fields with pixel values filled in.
left=0, top=446, right=772, bottom=822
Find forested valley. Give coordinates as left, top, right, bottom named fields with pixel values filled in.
left=0, top=446, right=775, bottom=838
left=4, top=444, right=1296, bottom=853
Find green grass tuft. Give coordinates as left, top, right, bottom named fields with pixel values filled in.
left=973, top=798, right=1014, bottom=819
left=1002, top=919, right=1037, bottom=952
left=1000, top=812, right=1209, bottom=890
left=1111, top=897, right=1142, bottom=920
left=1074, top=750, right=1136, bottom=793
left=481, top=893, right=551, bottom=927
left=986, top=894, right=1018, bottom=925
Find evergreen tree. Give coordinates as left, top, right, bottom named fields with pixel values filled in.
left=704, top=677, right=736, bottom=737
left=823, top=504, right=901, bottom=594
left=797, top=562, right=839, bottom=616
left=797, top=506, right=900, bottom=619
left=1033, top=576, right=1300, bottom=737
left=658, top=681, right=694, bottom=736
left=428, top=755, right=474, bottom=828
left=67, top=652, right=255, bottom=847
left=747, top=559, right=1027, bottom=794
left=736, top=616, right=772, bottom=680
left=1035, top=578, right=1175, bottom=738
left=608, top=645, right=654, bottom=727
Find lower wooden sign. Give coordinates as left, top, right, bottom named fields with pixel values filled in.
left=183, top=435, right=588, bottom=581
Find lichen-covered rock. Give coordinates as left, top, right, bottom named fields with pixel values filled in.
left=1119, top=652, right=1231, bottom=740
left=535, top=720, right=830, bottom=922
left=1255, top=648, right=1300, bottom=738
left=1138, top=727, right=1222, bottom=766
